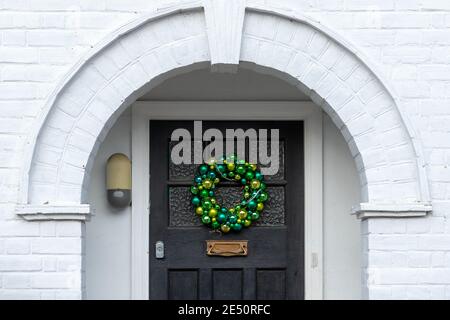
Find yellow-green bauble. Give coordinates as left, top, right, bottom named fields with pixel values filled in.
left=208, top=208, right=218, bottom=217
left=251, top=179, right=261, bottom=189
left=238, top=209, right=247, bottom=219
left=202, top=179, right=213, bottom=189
left=256, top=202, right=264, bottom=211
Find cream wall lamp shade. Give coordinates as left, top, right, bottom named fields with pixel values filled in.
left=106, top=153, right=131, bottom=208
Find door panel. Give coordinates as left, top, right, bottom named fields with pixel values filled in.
left=149, top=121, right=304, bottom=300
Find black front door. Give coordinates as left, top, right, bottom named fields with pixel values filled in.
left=149, top=121, right=304, bottom=300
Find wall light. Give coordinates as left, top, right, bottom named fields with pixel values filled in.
left=106, top=153, right=131, bottom=208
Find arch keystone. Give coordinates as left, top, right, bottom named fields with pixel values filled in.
left=204, top=0, right=246, bottom=73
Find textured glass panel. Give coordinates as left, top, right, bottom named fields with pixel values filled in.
left=169, top=141, right=196, bottom=181
left=256, top=186, right=285, bottom=226
left=169, top=187, right=201, bottom=227
left=169, top=141, right=197, bottom=180
left=169, top=186, right=285, bottom=227
left=249, top=141, right=285, bottom=181
left=214, top=186, right=243, bottom=210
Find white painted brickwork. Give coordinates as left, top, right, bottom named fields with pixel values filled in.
left=0, top=0, right=449, bottom=299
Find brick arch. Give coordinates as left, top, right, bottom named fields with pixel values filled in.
left=19, top=2, right=430, bottom=216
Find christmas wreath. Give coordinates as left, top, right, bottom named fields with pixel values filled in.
left=190, top=156, right=268, bottom=233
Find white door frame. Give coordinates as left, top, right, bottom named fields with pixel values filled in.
left=131, top=101, right=323, bottom=300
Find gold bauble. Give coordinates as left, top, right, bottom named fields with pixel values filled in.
left=256, top=203, right=264, bottom=211
left=195, top=207, right=203, bottom=215
left=202, top=179, right=213, bottom=189
left=251, top=179, right=261, bottom=189
left=238, top=209, right=248, bottom=219
left=221, top=225, right=230, bottom=233
left=208, top=208, right=218, bottom=217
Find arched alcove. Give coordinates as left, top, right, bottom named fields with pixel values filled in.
left=17, top=3, right=429, bottom=216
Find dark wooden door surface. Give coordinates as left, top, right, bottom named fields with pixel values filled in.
left=149, top=121, right=304, bottom=300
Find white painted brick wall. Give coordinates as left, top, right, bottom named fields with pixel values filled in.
left=1, top=0, right=450, bottom=299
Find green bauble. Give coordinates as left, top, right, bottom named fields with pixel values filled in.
left=191, top=197, right=200, bottom=206
left=200, top=190, right=209, bottom=198
left=202, top=215, right=211, bottom=224
left=217, top=164, right=226, bottom=173
left=209, top=190, right=215, bottom=197
left=245, top=171, right=255, bottom=180
left=260, top=182, right=267, bottom=190
left=236, top=165, right=246, bottom=175
left=229, top=215, right=237, bottom=224
left=203, top=200, right=212, bottom=210
left=221, top=207, right=227, bottom=213
left=248, top=200, right=257, bottom=210
left=228, top=172, right=235, bottom=178
left=199, top=164, right=208, bottom=175
left=250, top=212, right=260, bottom=221
left=211, top=221, right=220, bottom=229
left=259, top=192, right=268, bottom=202
left=232, top=223, right=242, bottom=231
left=190, top=186, right=199, bottom=194
left=255, top=172, right=263, bottom=181
left=217, top=213, right=227, bottom=223
left=241, top=178, right=247, bottom=185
